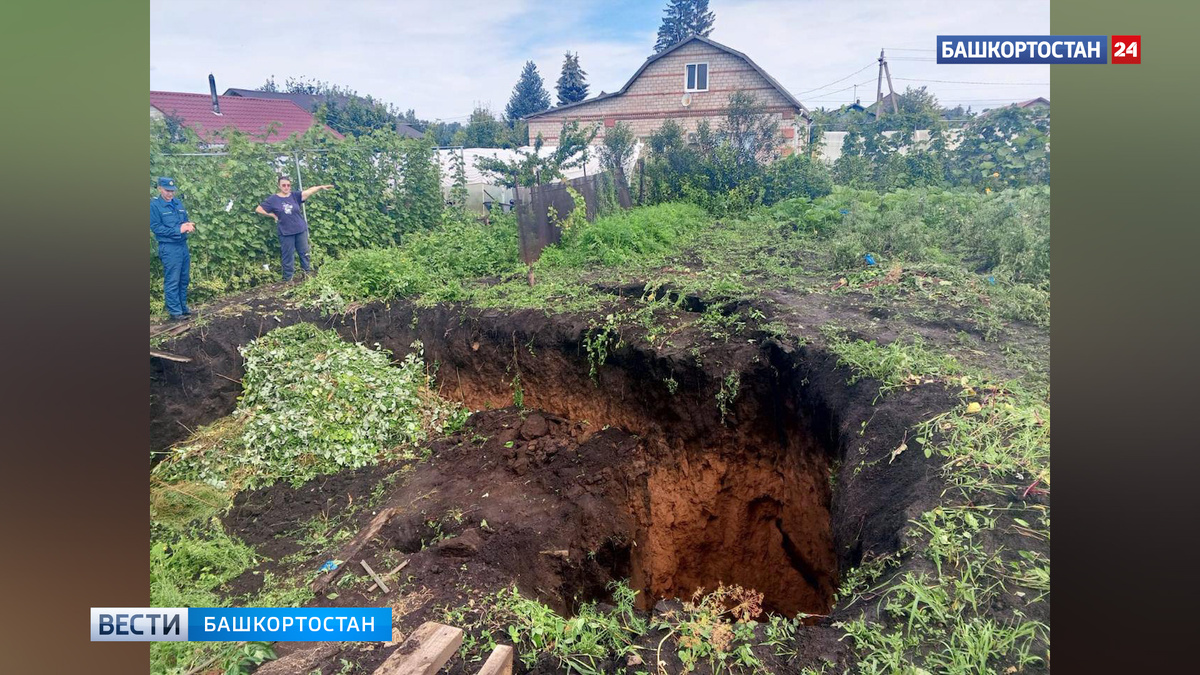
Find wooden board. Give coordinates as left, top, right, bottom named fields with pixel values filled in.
left=373, top=622, right=463, bottom=675
left=311, top=507, right=396, bottom=593
left=475, top=645, right=514, bottom=675
left=367, top=559, right=409, bottom=592
left=360, top=560, right=390, bottom=594
left=150, top=349, right=192, bottom=362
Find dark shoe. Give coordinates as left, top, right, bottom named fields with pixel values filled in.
left=182, top=309, right=196, bottom=316
left=169, top=314, right=187, bottom=322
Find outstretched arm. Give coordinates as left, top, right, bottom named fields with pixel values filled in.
left=301, top=184, right=333, bottom=200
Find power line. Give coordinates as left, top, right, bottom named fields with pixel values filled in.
left=797, top=63, right=877, bottom=95
left=884, top=47, right=935, bottom=52
left=894, top=76, right=1049, bottom=85
left=804, top=77, right=879, bottom=100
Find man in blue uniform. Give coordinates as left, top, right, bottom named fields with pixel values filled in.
left=149, top=176, right=196, bottom=320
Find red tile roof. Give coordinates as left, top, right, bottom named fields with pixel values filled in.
left=150, top=91, right=344, bottom=142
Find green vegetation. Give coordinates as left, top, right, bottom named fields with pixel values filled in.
left=150, top=123, right=446, bottom=310
left=155, top=324, right=466, bottom=489
left=651, top=583, right=766, bottom=673
left=443, top=582, right=646, bottom=674
left=822, top=330, right=1050, bottom=673
left=152, top=116, right=1051, bottom=672
left=150, top=325, right=467, bottom=673
left=294, top=186, right=1047, bottom=350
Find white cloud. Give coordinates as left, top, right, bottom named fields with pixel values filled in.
left=151, top=0, right=1050, bottom=121
left=712, top=0, right=1050, bottom=109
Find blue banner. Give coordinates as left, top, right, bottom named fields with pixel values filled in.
left=937, top=36, right=1107, bottom=64
left=188, top=607, right=392, bottom=642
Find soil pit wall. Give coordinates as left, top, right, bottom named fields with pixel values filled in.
left=635, top=448, right=835, bottom=616
left=155, top=300, right=953, bottom=618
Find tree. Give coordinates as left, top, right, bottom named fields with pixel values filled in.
left=427, top=121, right=463, bottom=147
left=317, top=97, right=398, bottom=137
left=505, top=61, right=552, bottom=122
left=720, top=91, right=780, bottom=169
left=555, top=52, right=590, bottom=106
left=655, top=0, right=715, bottom=53
left=599, top=121, right=637, bottom=177
left=453, top=106, right=508, bottom=148
left=475, top=120, right=597, bottom=188
left=254, top=76, right=403, bottom=137
left=948, top=105, right=1049, bottom=189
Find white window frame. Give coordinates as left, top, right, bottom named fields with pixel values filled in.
left=685, top=63, right=709, bottom=92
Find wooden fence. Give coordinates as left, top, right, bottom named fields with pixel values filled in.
left=515, top=170, right=632, bottom=265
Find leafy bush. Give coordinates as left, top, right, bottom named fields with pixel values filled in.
left=540, top=202, right=709, bottom=268
left=948, top=106, right=1050, bottom=189
left=958, top=187, right=1050, bottom=287
left=763, top=153, right=834, bottom=204
left=150, top=125, right=445, bottom=308
left=302, top=216, right=522, bottom=306
left=154, top=324, right=466, bottom=488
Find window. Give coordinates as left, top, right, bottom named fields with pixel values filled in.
left=685, top=63, right=708, bottom=92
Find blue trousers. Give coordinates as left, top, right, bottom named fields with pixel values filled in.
left=158, top=242, right=190, bottom=316
left=279, top=230, right=311, bottom=280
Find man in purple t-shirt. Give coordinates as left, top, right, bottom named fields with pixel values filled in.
left=255, top=176, right=334, bottom=282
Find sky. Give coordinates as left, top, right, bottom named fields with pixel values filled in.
left=150, top=0, right=1050, bottom=122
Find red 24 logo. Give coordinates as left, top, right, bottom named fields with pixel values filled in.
left=1112, top=36, right=1141, bottom=64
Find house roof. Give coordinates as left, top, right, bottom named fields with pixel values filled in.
left=223, top=88, right=356, bottom=113
left=865, top=92, right=903, bottom=116
left=1018, top=97, right=1050, bottom=108
left=150, top=91, right=343, bottom=142
left=524, top=35, right=808, bottom=120
left=395, top=122, right=424, bottom=139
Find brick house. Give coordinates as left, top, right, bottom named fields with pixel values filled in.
left=524, top=36, right=810, bottom=155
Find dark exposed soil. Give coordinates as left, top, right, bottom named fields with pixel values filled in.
left=152, top=288, right=1044, bottom=673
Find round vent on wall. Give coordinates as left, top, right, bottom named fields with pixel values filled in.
left=681, top=93, right=693, bottom=107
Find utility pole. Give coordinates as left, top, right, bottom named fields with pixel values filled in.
left=875, top=49, right=900, bottom=120
left=876, top=49, right=885, bottom=119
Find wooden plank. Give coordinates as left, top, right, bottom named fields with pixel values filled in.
left=150, top=349, right=192, bottom=363
left=360, top=559, right=390, bottom=594
left=373, top=621, right=463, bottom=675
left=311, top=507, right=396, bottom=593
left=368, top=559, right=409, bottom=592
left=475, top=645, right=514, bottom=675
left=150, top=322, right=190, bottom=339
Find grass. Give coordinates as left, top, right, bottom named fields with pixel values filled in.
left=821, top=328, right=1050, bottom=673
left=153, top=185, right=1052, bottom=674
left=442, top=582, right=647, bottom=674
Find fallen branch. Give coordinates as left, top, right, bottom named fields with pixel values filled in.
left=215, top=372, right=242, bottom=385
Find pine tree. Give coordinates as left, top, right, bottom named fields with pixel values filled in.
left=555, top=52, right=590, bottom=106
left=505, top=61, right=552, bottom=122
left=654, top=0, right=716, bottom=53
